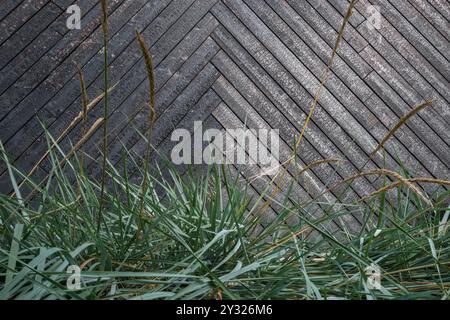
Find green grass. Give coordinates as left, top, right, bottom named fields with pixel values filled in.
left=0, top=139, right=449, bottom=299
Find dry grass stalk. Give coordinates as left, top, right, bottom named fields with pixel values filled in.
left=249, top=153, right=342, bottom=185
left=256, top=0, right=357, bottom=216
left=77, top=66, right=89, bottom=171
left=62, top=118, right=105, bottom=163
left=337, top=169, right=432, bottom=206
left=369, top=99, right=434, bottom=160
left=90, top=100, right=148, bottom=153
left=11, top=118, right=105, bottom=205
left=257, top=226, right=312, bottom=258
left=360, top=178, right=450, bottom=203
left=409, top=178, right=450, bottom=186
left=135, top=30, right=156, bottom=118
left=135, top=30, right=156, bottom=229
left=305, top=99, right=438, bottom=211
left=295, top=158, right=343, bottom=179
left=292, top=0, right=357, bottom=156
left=98, top=0, right=110, bottom=229
left=15, top=86, right=114, bottom=192
left=100, top=0, right=108, bottom=39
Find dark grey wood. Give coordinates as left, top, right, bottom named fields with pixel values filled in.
left=356, top=0, right=450, bottom=98
left=369, top=0, right=450, bottom=80
left=0, top=0, right=106, bottom=113
left=0, top=2, right=62, bottom=70
left=364, top=69, right=450, bottom=169
left=286, top=0, right=372, bottom=76
left=356, top=12, right=450, bottom=124
left=0, top=0, right=448, bottom=231
left=0, top=0, right=49, bottom=45
left=0, top=0, right=162, bottom=188
left=388, top=0, right=449, bottom=58
left=213, top=2, right=405, bottom=191
left=359, top=26, right=450, bottom=126
left=247, top=2, right=447, bottom=191
left=408, top=0, right=450, bottom=42
left=360, top=45, right=450, bottom=142
left=0, top=0, right=22, bottom=22
left=148, top=88, right=222, bottom=166
left=125, top=48, right=221, bottom=163
left=0, top=0, right=126, bottom=134
left=0, top=11, right=220, bottom=193
left=0, top=0, right=97, bottom=96
left=85, top=16, right=220, bottom=168
left=305, top=0, right=369, bottom=52
left=250, top=0, right=373, bottom=102
left=428, top=0, right=450, bottom=22
left=0, top=0, right=171, bottom=172
left=328, top=0, right=366, bottom=28
left=3, top=0, right=219, bottom=177
left=96, top=61, right=220, bottom=177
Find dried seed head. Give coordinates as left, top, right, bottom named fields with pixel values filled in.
left=100, top=0, right=108, bottom=38
left=370, top=99, right=435, bottom=159
left=135, top=30, right=156, bottom=125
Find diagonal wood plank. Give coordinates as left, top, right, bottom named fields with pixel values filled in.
left=0, top=0, right=448, bottom=230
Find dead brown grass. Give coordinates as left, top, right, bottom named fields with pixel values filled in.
left=135, top=29, right=157, bottom=233
left=255, top=0, right=358, bottom=216
left=369, top=99, right=435, bottom=160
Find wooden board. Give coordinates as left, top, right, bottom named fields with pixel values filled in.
left=1, top=0, right=449, bottom=230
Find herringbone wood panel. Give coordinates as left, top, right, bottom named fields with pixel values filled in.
left=0, top=0, right=449, bottom=231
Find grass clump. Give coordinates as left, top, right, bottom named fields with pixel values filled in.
left=0, top=141, right=449, bottom=299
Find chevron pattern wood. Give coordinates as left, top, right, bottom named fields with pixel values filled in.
left=0, top=0, right=449, bottom=231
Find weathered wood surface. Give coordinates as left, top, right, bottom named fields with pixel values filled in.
left=0, top=0, right=449, bottom=230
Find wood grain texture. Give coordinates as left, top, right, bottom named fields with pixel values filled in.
left=0, top=0, right=448, bottom=231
